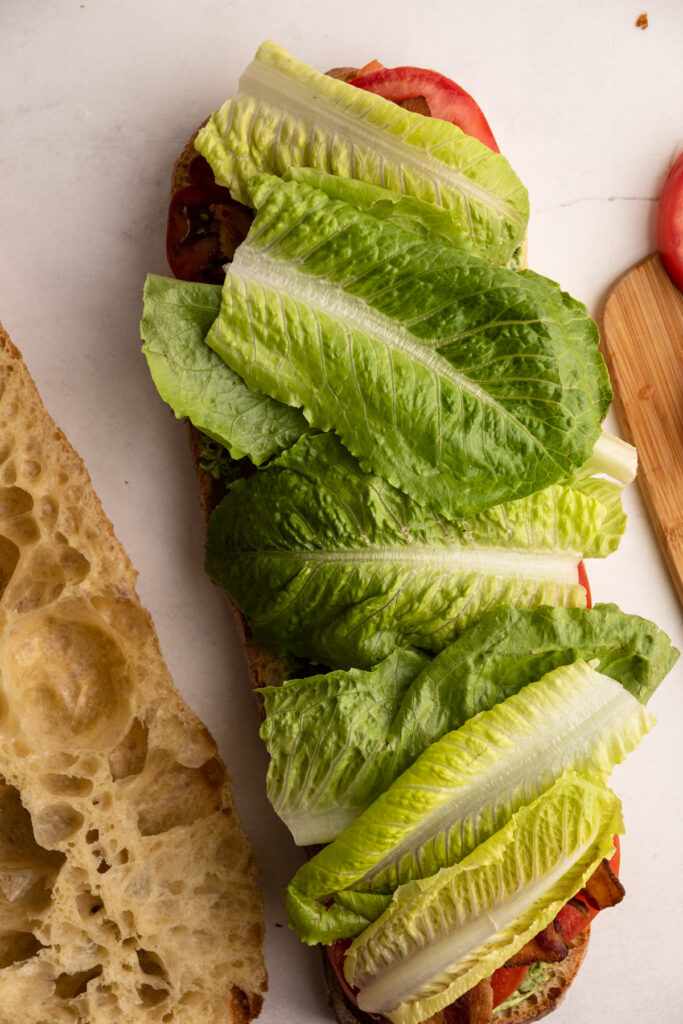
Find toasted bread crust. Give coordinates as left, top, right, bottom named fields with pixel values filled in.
left=494, top=928, right=590, bottom=1023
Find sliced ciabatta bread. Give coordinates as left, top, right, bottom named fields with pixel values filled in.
left=0, top=324, right=266, bottom=1024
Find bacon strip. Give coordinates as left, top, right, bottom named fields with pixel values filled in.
left=582, top=857, right=625, bottom=911
left=397, top=95, right=432, bottom=116
left=424, top=977, right=494, bottom=1023
left=325, top=66, right=361, bottom=83
left=504, top=920, right=568, bottom=967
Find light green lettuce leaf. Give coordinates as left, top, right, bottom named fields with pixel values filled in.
left=344, top=773, right=623, bottom=1023
left=569, top=476, right=627, bottom=557
left=205, top=432, right=622, bottom=669
left=285, top=887, right=393, bottom=947
left=206, top=174, right=610, bottom=517
left=560, top=428, right=636, bottom=555
left=283, top=660, right=653, bottom=944
left=260, top=604, right=677, bottom=847
left=195, top=41, right=528, bottom=266
left=140, top=273, right=311, bottom=464
left=283, top=166, right=481, bottom=254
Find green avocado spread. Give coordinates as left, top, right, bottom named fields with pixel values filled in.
left=494, top=962, right=552, bottom=1014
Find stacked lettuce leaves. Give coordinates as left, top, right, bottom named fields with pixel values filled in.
left=284, top=657, right=654, bottom=937
left=209, top=172, right=611, bottom=518
left=259, top=604, right=677, bottom=845
left=141, top=40, right=680, bottom=1023
left=345, top=774, right=624, bottom=1023
left=195, top=41, right=529, bottom=266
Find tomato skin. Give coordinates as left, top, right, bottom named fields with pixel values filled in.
left=610, top=833, right=620, bottom=875
left=350, top=66, right=499, bottom=152
left=490, top=965, right=530, bottom=1008
left=577, top=560, right=592, bottom=608
left=556, top=899, right=593, bottom=942
left=327, top=939, right=384, bottom=1021
left=657, top=152, right=683, bottom=292
left=556, top=835, right=621, bottom=941
left=327, top=938, right=358, bottom=1005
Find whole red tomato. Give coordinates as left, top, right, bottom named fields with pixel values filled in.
left=657, top=152, right=683, bottom=291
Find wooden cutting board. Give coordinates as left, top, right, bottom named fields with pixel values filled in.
left=600, top=253, right=683, bottom=605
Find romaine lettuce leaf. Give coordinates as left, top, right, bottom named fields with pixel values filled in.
left=261, top=649, right=429, bottom=843
left=568, top=476, right=627, bottom=557
left=283, top=167, right=482, bottom=254
left=140, top=274, right=311, bottom=464
left=206, top=173, right=610, bottom=517
left=572, top=429, right=638, bottom=484
left=286, top=887, right=393, bottom=947
left=344, top=773, right=623, bottom=1023
left=284, top=660, right=653, bottom=944
left=195, top=41, right=528, bottom=266
left=206, top=432, right=624, bottom=669
left=260, top=603, right=677, bottom=845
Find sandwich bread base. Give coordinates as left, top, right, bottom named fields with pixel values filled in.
left=170, top=74, right=587, bottom=1023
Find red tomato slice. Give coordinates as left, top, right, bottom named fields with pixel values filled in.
left=578, top=560, right=592, bottom=608
left=490, top=965, right=530, bottom=1009
left=657, top=152, right=683, bottom=292
left=327, top=939, right=379, bottom=1019
left=556, top=835, right=621, bottom=941
left=556, top=899, right=593, bottom=942
left=166, top=156, right=253, bottom=283
left=350, top=66, right=499, bottom=152
left=610, top=834, right=621, bottom=875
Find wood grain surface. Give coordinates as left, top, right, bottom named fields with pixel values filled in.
left=600, top=253, right=683, bottom=605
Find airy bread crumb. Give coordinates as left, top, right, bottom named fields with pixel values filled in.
left=0, top=324, right=266, bottom=1023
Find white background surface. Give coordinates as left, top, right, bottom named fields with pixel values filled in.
left=1, top=1, right=682, bottom=1022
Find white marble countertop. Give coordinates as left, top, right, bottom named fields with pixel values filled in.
left=1, top=2, right=681, bottom=1022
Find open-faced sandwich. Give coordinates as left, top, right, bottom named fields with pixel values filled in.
left=140, top=41, right=679, bottom=1024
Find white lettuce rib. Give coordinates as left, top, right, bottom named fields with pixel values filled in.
left=356, top=838, right=589, bottom=1015
left=238, top=55, right=524, bottom=226
left=587, top=430, right=638, bottom=483
left=249, top=544, right=579, bottom=584
left=230, top=246, right=489, bottom=400
left=359, top=663, right=653, bottom=888
left=229, top=245, right=546, bottom=451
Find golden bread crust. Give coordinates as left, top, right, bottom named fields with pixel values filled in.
left=494, top=928, right=590, bottom=1023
